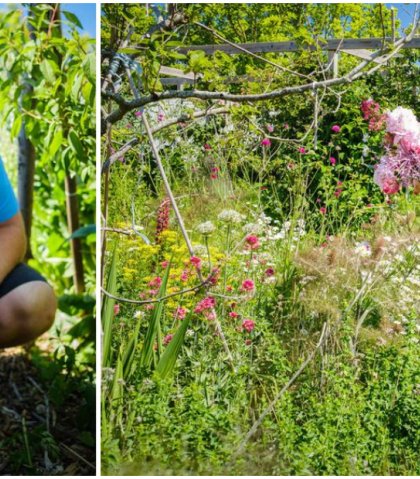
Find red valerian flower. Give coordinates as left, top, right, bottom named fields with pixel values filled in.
left=241, top=279, right=255, bottom=292
left=242, top=319, right=255, bottom=332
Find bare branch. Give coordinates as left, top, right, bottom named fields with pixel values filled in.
left=101, top=271, right=216, bottom=305
left=101, top=106, right=230, bottom=172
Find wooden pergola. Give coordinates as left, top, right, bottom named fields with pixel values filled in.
left=156, top=36, right=420, bottom=87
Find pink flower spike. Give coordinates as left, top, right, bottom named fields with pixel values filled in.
left=114, top=304, right=120, bottom=315
left=261, top=138, right=271, bottom=147
left=329, top=156, right=337, bottom=165
left=157, top=112, right=165, bottom=122
left=266, top=124, right=274, bottom=133
left=241, top=279, right=255, bottom=292
left=163, top=334, right=173, bottom=346
left=242, top=319, right=255, bottom=332
left=331, top=125, right=341, bottom=133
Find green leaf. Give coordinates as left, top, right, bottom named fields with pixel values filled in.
left=67, top=224, right=96, bottom=240
left=156, top=313, right=191, bottom=379
left=102, top=247, right=118, bottom=367
left=140, top=261, right=172, bottom=369
left=122, top=320, right=142, bottom=380
left=49, top=127, right=63, bottom=157
left=10, top=114, right=22, bottom=139
left=62, top=10, right=83, bottom=29
left=68, top=128, right=85, bottom=158
left=40, top=59, right=56, bottom=83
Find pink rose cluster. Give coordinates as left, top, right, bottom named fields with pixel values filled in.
left=361, top=99, right=385, bottom=131
left=371, top=106, right=420, bottom=195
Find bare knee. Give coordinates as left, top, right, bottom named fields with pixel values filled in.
left=0, top=282, right=57, bottom=347
left=19, top=282, right=57, bottom=331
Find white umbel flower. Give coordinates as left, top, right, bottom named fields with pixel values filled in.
left=218, top=209, right=244, bottom=224
left=196, top=221, right=216, bottom=235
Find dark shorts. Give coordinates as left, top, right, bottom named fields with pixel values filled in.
left=0, top=264, right=47, bottom=299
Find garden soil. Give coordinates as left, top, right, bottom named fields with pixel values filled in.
left=0, top=343, right=95, bottom=476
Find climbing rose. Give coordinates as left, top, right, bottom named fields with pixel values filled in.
left=261, top=138, right=271, bottom=147
left=331, top=125, right=341, bottom=133
left=241, top=279, right=255, bottom=292
left=360, top=99, right=385, bottom=131
left=242, top=319, right=255, bottom=332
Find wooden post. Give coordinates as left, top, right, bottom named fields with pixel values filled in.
left=328, top=51, right=339, bottom=78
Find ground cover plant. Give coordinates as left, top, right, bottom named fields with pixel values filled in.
left=0, top=5, right=95, bottom=475
left=101, top=3, right=419, bottom=475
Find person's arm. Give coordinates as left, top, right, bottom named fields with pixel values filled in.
left=0, top=212, right=26, bottom=283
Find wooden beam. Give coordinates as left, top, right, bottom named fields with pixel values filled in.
left=177, top=37, right=420, bottom=55
left=341, top=48, right=397, bottom=64
left=159, top=65, right=196, bottom=80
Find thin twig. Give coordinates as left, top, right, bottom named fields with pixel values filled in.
left=101, top=271, right=216, bottom=305
left=235, top=322, right=329, bottom=455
